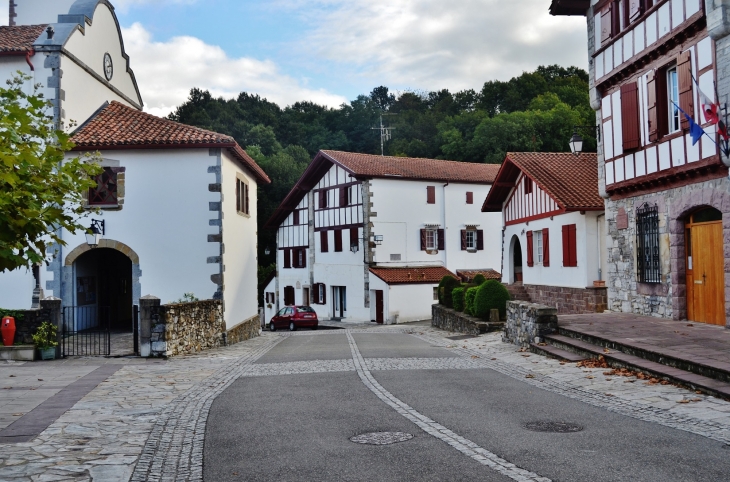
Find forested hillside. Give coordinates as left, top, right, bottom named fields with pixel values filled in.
left=167, top=65, right=595, bottom=289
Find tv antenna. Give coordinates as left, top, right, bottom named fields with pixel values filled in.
left=371, top=113, right=396, bottom=156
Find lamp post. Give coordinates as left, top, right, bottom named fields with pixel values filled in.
left=569, top=125, right=601, bottom=156
left=85, top=219, right=105, bottom=248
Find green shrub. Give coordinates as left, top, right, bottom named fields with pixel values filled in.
left=464, top=287, right=479, bottom=316
left=472, top=274, right=487, bottom=285
left=452, top=287, right=465, bottom=311
left=32, top=322, right=57, bottom=349
left=473, top=280, right=511, bottom=320
left=437, top=275, right=461, bottom=308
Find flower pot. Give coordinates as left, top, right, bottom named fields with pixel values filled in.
left=39, top=347, right=55, bottom=360
left=593, top=280, right=606, bottom=287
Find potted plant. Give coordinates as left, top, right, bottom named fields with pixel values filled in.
left=32, top=322, right=58, bottom=360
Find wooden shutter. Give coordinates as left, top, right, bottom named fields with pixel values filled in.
left=293, top=210, right=299, bottom=225
left=319, top=190, right=327, bottom=209
left=526, top=231, right=534, bottom=267
left=350, top=227, right=358, bottom=249
left=284, top=286, right=294, bottom=306
left=339, top=187, right=347, bottom=207
left=322, top=284, right=326, bottom=304
left=569, top=224, right=577, bottom=267
left=427, top=186, right=435, bottom=204
left=562, top=225, right=570, bottom=267
left=542, top=228, right=550, bottom=267
left=236, top=180, right=241, bottom=212
left=420, top=229, right=427, bottom=250
left=647, top=70, right=658, bottom=142
left=320, top=231, right=328, bottom=253
left=621, top=82, right=641, bottom=150
left=334, top=229, right=343, bottom=252
left=466, top=192, right=473, bottom=204
left=283, top=249, right=291, bottom=269
left=300, top=248, right=306, bottom=268
left=477, top=230, right=484, bottom=251
left=461, top=230, right=467, bottom=250
left=629, top=0, right=642, bottom=21
left=244, top=184, right=249, bottom=214
left=678, top=50, right=694, bottom=131
left=601, top=6, right=612, bottom=45
left=438, top=229, right=445, bottom=251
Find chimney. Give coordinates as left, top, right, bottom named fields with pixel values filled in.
left=9, top=1, right=17, bottom=26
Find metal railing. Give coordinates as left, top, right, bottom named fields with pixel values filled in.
left=61, top=306, right=111, bottom=357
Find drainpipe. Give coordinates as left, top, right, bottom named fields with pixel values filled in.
left=442, top=182, right=449, bottom=270
left=597, top=213, right=605, bottom=281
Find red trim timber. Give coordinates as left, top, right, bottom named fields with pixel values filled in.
left=526, top=231, right=534, bottom=267
left=505, top=209, right=566, bottom=226
left=542, top=228, right=550, bottom=267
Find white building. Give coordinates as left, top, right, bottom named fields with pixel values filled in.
left=263, top=150, right=502, bottom=324
left=482, top=152, right=608, bottom=314
left=0, top=1, right=270, bottom=346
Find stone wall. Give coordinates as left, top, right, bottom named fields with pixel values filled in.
left=503, top=301, right=558, bottom=348
left=226, top=314, right=261, bottom=345
left=523, top=284, right=607, bottom=314
left=153, top=300, right=225, bottom=357
left=1, top=299, right=62, bottom=355
left=605, top=178, right=730, bottom=325
left=431, top=304, right=503, bottom=336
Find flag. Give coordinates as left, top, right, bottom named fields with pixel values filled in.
left=719, top=120, right=730, bottom=142
left=693, top=75, right=720, bottom=125
left=674, top=102, right=705, bottom=146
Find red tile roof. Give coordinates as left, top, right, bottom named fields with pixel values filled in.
left=369, top=266, right=458, bottom=285
left=321, top=150, right=500, bottom=184
left=0, top=25, right=45, bottom=54
left=456, top=269, right=502, bottom=283
left=482, top=152, right=602, bottom=212
left=71, top=101, right=270, bottom=184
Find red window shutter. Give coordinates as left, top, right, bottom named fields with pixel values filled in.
left=320, top=231, right=328, bottom=253
left=293, top=210, right=299, bottom=225
left=477, top=230, right=484, bottom=251
left=438, top=229, right=445, bottom=251
left=339, top=187, right=347, bottom=207
left=420, top=229, right=427, bottom=250
left=526, top=231, right=534, bottom=267
left=621, top=82, right=641, bottom=150
left=461, top=230, right=467, bottom=251
left=569, top=224, right=577, bottom=267
left=427, top=186, right=435, bottom=204
left=300, top=249, right=306, bottom=268
left=334, top=229, right=343, bottom=252
left=524, top=177, right=533, bottom=194
left=322, top=284, right=327, bottom=304
left=677, top=50, right=694, bottom=131
left=284, top=249, right=291, bottom=269
left=542, top=228, right=550, bottom=267
left=562, top=225, right=570, bottom=267
left=350, top=227, right=358, bottom=250
left=647, top=70, right=658, bottom=142
left=601, top=6, right=612, bottom=45
left=319, top=190, right=327, bottom=209
left=466, top=192, right=473, bottom=204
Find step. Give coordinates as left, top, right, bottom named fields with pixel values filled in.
left=545, top=334, right=730, bottom=399
left=529, top=343, right=586, bottom=362
left=557, top=327, right=730, bottom=384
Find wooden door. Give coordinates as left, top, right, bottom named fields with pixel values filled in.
left=375, top=290, right=384, bottom=324
left=686, top=216, right=725, bottom=325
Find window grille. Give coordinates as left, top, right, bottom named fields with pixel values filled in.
left=636, top=203, right=660, bottom=283
left=89, top=167, right=117, bottom=205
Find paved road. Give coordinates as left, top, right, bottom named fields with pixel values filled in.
left=205, top=330, right=730, bottom=482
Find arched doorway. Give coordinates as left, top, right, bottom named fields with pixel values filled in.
left=74, top=248, right=133, bottom=331
left=512, top=236, right=523, bottom=283
left=685, top=207, right=725, bottom=325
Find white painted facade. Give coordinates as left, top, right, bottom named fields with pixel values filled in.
left=271, top=159, right=501, bottom=324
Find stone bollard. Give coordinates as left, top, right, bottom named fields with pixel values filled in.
left=489, top=309, right=500, bottom=323
left=139, top=295, right=160, bottom=357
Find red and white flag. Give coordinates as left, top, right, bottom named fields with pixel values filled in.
left=699, top=88, right=720, bottom=125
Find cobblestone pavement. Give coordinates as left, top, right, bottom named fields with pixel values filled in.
left=1, top=322, right=729, bottom=481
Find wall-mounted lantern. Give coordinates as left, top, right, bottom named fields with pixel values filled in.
left=85, top=219, right=105, bottom=248
left=569, top=125, right=601, bottom=156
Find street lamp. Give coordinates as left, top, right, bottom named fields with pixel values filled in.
left=569, top=125, right=600, bottom=156
left=264, top=246, right=271, bottom=256
left=85, top=219, right=105, bottom=248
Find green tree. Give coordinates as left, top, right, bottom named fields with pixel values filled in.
left=0, top=74, right=101, bottom=272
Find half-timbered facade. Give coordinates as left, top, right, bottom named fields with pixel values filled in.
left=265, top=150, right=502, bottom=324
left=550, top=0, right=730, bottom=327
left=483, top=153, right=608, bottom=314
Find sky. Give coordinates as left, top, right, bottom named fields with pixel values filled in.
left=7, top=0, right=589, bottom=117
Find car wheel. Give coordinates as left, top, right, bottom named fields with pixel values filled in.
left=269, top=322, right=276, bottom=332
left=312, top=325, right=318, bottom=330
left=289, top=321, right=296, bottom=331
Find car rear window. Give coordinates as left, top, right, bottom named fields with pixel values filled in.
left=297, top=306, right=315, bottom=313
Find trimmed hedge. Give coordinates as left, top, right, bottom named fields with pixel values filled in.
left=474, top=280, right=511, bottom=320
left=452, top=287, right=465, bottom=312
left=472, top=274, right=487, bottom=285
left=464, top=287, right=479, bottom=316
left=437, top=275, right=461, bottom=308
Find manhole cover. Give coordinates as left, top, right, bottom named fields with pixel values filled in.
left=350, top=432, right=414, bottom=445
left=524, top=421, right=584, bottom=433
left=447, top=335, right=476, bottom=341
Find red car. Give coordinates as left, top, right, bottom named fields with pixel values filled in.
left=269, top=306, right=319, bottom=331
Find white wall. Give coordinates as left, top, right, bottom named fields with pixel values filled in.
left=14, top=0, right=76, bottom=25
left=262, top=277, right=277, bottom=324
left=221, top=151, right=259, bottom=329
left=384, top=282, right=438, bottom=323
left=0, top=56, right=55, bottom=108
left=502, top=211, right=602, bottom=289
left=47, top=148, right=219, bottom=305
left=0, top=268, right=35, bottom=309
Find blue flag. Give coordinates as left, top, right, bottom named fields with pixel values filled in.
left=673, top=102, right=705, bottom=146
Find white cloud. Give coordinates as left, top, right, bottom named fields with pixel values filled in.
left=121, top=23, right=348, bottom=117
left=280, top=0, right=588, bottom=92
left=113, top=0, right=199, bottom=13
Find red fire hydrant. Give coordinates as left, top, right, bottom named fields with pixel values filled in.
left=1, top=316, right=16, bottom=347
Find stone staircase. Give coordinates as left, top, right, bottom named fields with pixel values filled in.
left=530, top=325, right=730, bottom=399
left=504, top=283, right=530, bottom=302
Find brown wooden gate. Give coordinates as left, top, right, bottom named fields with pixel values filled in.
left=375, top=290, right=384, bottom=324
left=686, top=209, right=725, bottom=325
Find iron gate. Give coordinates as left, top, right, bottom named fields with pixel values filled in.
left=61, top=306, right=111, bottom=357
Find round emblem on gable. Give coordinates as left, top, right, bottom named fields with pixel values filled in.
left=103, top=53, right=113, bottom=81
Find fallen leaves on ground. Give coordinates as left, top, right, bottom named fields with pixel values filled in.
left=677, top=399, right=690, bottom=404
left=586, top=375, right=595, bottom=379
left=577, top=356, right=610, bottom=369
left=687, top=324, right=694, bottom=327
left=491, top=358, right=497, bottom=360
left=603, top=348, right=611, bottom=354
left=605, top=393, right=614, bottom=397
left=691, top=398, right=702, bottom=402
left=537, top=342, right=547, bottom=346
left=37, top=378, right=43, bottom=381
left=471, top=355, right=480, bottom=359
left=8, top=375, right=14, bottom=378
left=12, top=413, right=23, bottom=416
left=559, top=361, right=567, bottom=365
left=521, top=354, right=531, bottom=357
left=525, top=374, right=535, bottom=378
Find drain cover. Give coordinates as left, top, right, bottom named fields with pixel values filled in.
left=350, top=432, right=414, bottom=445
left=447, top=335, right=476, bottom=341
left=524, top=421, right=583, bottom=433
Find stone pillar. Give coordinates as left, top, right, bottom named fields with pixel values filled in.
left=139, top=295, right=160, bottom=357
left=39, top=298, right=62, bottom=358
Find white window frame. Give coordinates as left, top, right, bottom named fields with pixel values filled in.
left=318, top=284, right=325, bottom=304
left=667, top=66, right=680, bottom=134
left=426, top=229, right=438, bottom=250
left=465, top=230, right=477, bottom=251
left=534, top=230, right=543, bottom=265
